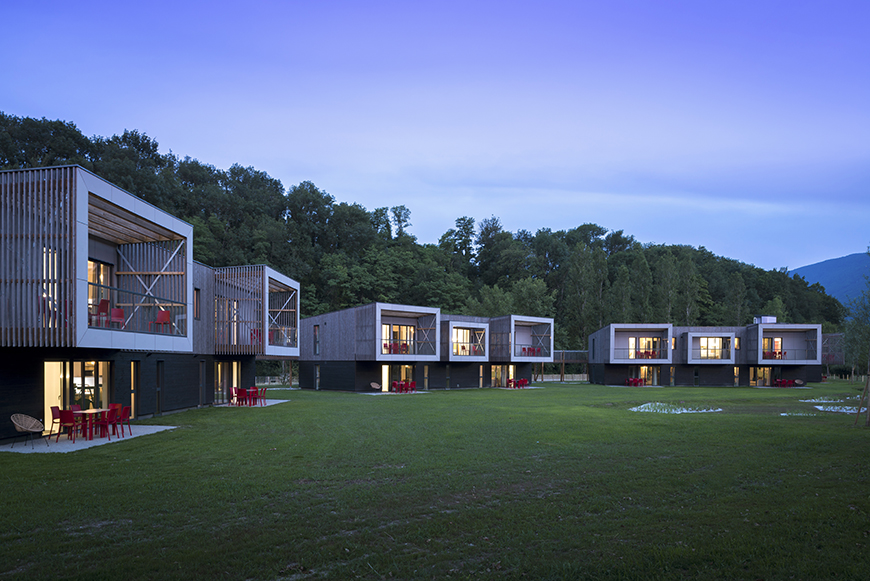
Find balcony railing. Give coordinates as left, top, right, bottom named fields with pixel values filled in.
left=268, top=326, right=297, bottom=348
left=614, top=348, right=666, bottom=359
left=691, top=348, right=732, bottom=360
left=452, top=341, right=485, bottom=356
left=761, top=349, right=816, bottom=361
left=382, top=341, right=416, bottom=355
left=87, top=283, right=186, bottom=335
left=515, top=344, right=549, bottom=357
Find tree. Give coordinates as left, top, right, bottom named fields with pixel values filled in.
left=390, top=205, right=412, bottom=237
left=675, top=257, right=700, bottom=325
left=629, top=251, right=653, bottom=322
left=652, top=250, right=678, bottom=323
left=761, top=296, right=789, bottom=323
left=466, top=285, right=514, bottom=317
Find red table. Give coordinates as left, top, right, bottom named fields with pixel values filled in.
left=73, top=408, right=109, bottom=440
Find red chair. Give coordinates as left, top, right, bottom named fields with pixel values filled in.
left=70, top=404, right=87, bottom=437
left=93, top=299, right=110, bottom=327
left=391, top=381, right=398, bottom=394
left=57, top=409, right=78, bottom=443
left=410, top=381, right=416, bottom=393
left=248, top=386, right=258, bottom=406
left=117, top=406, right=132, bottom=437
left=401, top=343, right=409, bottom=354
left=95, top=408, right=118, bottom=441
left=48, top=406, right=60, bottom=438
left=110, top=308, right=126, bottom=329
left=237, top=388, right=248, bottom=407
left=149, top=310, right=171, bottom=333
left=251, top=329, right=262, bottom=344
left=258, top=386, right=267, bottom=406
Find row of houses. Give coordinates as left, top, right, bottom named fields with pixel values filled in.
left=0, top=165, right=825, bottom=441
left=589, top=319, right=823, bottom=386
left=0, top=166, right=300, bottom=441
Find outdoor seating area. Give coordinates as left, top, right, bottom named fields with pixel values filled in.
left=774, top=378, right=798, bottom=387
left=521, top=347, right=543, bottom=356
left=383, top=342, right=412, bottom=354
left=10, top=414, right=47, bottom=448
left=634, top=350, right=660, bottom=359
left=231, top=386, right=268, bottom=406
left=392, top=380, right=416, bottom=394
left=625, top=377, right=645, bottom=386
left=763, top=350, right=786, bottom=359
left=49, top=404, right=132, bottom=444
left=506, top=378, right=529, bottom=388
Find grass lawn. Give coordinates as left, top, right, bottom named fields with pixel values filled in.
left=2, top=380, right=869, bottom=580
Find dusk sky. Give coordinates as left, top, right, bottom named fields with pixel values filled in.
left=3, top=0, right=868, bottom=271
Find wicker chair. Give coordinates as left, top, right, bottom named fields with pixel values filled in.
left=11, top=414, right=48, bottom=448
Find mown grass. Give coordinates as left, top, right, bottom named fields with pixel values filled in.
left=1, top=380, right=869, bottom=580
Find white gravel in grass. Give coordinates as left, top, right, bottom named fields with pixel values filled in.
left=629, top=402, right=722, bottom=414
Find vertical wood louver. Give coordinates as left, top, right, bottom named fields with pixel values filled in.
left=214, top=265, right=264, bottom=355
left=1, top=167, right=75, bottom=347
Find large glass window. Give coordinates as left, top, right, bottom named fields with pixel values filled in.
left=762, top=337, right=783, bottom=359
left=382, top=323, right=415, bottom=354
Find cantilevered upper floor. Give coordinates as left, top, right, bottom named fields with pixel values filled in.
left=213, top=265, right=300, bottom=358
left=743, top=316, right=821, bottom=366
left=589, top=323, right=673, bottom=365
left=300, top=302, right=441, bottom=362
left=441, top=314, right=489, bottom=362
left=1, top=165, right=194, bottom=352
left=489, top=315, right=555, bottom=363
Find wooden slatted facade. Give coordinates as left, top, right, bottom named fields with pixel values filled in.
left=214, top=265, right=265, bottom=355
left=1, top=167, right=76, bottom=347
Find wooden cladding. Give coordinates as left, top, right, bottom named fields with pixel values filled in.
left=0, top=167, right=76, bottom=347
left=214, top=265, right=264, bottom=355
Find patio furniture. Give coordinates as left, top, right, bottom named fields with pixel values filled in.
left=149, top=310, right=171, bottom=333
left=237, top=388, right=248, bottom=407
left=391, top=381, right=398, bottom=393
left=57, top=409, right=78, bottom=443
left=110, top=308, right=126, bottom=329
left=409, top=381, right=416, bottom=393
left=117, top=406, right=132, bottom=437
left=257, top=386, right=267, bottom=406
left=95, top=408, right=118, bottom=441
left=93, top=299, right=110, bottom=327
left=11, top=414, right=48, bottom=448
left=48, top=406, right=60, bottom=438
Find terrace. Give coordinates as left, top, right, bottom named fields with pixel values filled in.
left=685, top=331, right=736, bottom=364
left=746, top=320, right=822, bottom=366
left=215, top=266, right=299, bottom=357
left=442, top=317, right=488, bottom=361
left=377, top=303, right=439, bottom=360
left=608, top=323, right=672, bottom=364
left=0, top=166, right=193, bottom=351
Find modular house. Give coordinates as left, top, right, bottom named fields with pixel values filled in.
left=588, top=317, right=822, bottom=386
left=0, top=166, right=300, bottom=441
left=299, top=303, right=554, bottom=391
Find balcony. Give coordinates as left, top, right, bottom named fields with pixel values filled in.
left=691, top=348, right=732, bottom=360
left=269, top=326, right=297, bottom=348
left=453, top=341, right=485, bottom=357
left=87, top=283, right=186, bottom=335
left=514, top=344, right=550, bottom=357
left=614, top=348, right=667, bottom=360
left=382, top=341, right=416, bottom=355
left=761, top=349, right=815, bottom=361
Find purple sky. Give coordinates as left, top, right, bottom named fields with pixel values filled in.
left=4, top=0, right=868, bottom=271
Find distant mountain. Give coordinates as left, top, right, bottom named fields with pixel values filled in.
left=791, top=253, right=870, bottom=307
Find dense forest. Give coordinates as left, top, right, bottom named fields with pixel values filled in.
left=0, top=112, right=847, bottom=351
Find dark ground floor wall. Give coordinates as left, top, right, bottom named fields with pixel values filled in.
left=0, top=348, right=259, bottom=441
left=590, top=363, right=823, bottom=387
left=298, top=361, right=533, bottom=392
